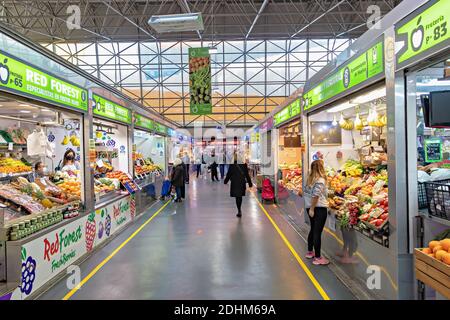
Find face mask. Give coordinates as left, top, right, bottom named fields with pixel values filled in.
left=42, top=167, right=49, bottom=175
left=66, top=155, right=74, bottom=161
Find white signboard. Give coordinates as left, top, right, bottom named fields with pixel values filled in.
left=7, top=195, right=136, bottom=300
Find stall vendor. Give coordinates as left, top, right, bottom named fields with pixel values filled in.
left=61, top=148, right=80, bottom=175
left=29, top=161, right=47, bottom=182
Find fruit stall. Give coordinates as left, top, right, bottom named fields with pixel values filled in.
left=274, top=98, right=303, bottom=221
left=133, top=114, right=167, bottom=212
left=301, top=30, right=402, bottom=298
left=398, top=0, right=450, bottom=299
left=0, top=26, right=175, bottom=300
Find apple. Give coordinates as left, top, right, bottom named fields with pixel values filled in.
left=0, top=58, right=10, bottom=85
left=411, top=17, right=424, bottom=52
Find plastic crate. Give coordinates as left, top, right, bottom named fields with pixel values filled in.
left=424, top=179, right=450, bottom=220
left=418, top=182, right=428, bottom=209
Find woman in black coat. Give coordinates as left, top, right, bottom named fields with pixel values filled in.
left=171, top=158, right=185, bottom=202
left=224, top=159, right=253, bottom=217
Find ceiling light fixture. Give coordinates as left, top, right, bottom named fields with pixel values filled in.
left=351, top=87, right=386, bottom=104
left=20, top=110, right=31, bottom=113
left=19, top=104, right=31, bottom=107
left=148, top=13, right=204, bottom=33
left=326, top=102, right=356, bottom=113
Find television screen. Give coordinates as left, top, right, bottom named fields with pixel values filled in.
left=429, top=90, right=450, bottom=128
left=310, top=121, right=342, bottom=146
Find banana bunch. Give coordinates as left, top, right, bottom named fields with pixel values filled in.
left=61, top=135, right=80, bottom=146
left=61, top=136, right=69, bottom=145
left=340, top=119, right=354, bottom=130
left=70, top=135, right=81, bottom=147
left=369, top=114, right=387, bottom=127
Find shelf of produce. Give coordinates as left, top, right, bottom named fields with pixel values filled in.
left=414, top=248, right=450, bottom=299
left=0, top=172, right=32, bottom=182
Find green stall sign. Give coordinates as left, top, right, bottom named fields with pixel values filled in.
left=424, top=139, right=443, bottom=163
left=274, top=99, right=301, bottom=126
left=303, top=40, right=384, bottom=111
left=92, top=94, right=131, bottom=124
left=396, top=0, right=449, bottom=67
left=153, top=122, right=167, bottom=135
left=0, top=52, right=88, bottom=111
left=135, top=114, right=154, bottom=130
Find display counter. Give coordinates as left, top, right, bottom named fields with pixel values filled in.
left=5, top=194, right=135, bottom=299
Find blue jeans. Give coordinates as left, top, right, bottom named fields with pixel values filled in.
left=219, top=164, right=225, bottom=179
left=175, top=186, right=182, bottom=200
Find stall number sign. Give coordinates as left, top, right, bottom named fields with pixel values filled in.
left=425, top=139, right=443, bottom=163
left=0, top=52, right=88, bottom=111
left=92, top=94, right=131, bottom=124
left=135, top=114, right=154, bottom=130
left=303, top=40, right=384, bottom=111
left=274, top=99, right=301, bottom=126
left=396, top=0, right=450, bottom=68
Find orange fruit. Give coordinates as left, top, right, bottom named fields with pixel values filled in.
left=435, top=250, right=447, bottom=261
left=440, top=238, right=450, bottom=251
left=429, top=240, right=440, bottom=251
left=422, top=248, right=432, bottom=254
left=433, top=245, right=443, bottom=254
left=442, top=252, right=450, bottom=265
left=428, top=253, right=435, bottom=258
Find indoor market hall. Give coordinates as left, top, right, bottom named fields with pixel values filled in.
left=37, top=175, right=354, bottom=300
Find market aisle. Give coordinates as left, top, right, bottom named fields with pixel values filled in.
left=38, top=174, right=354, bottom=300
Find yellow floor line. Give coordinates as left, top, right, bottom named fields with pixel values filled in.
left=63, top=200, right=171, bottom=300
left=251, top=193, right=331, bottom=300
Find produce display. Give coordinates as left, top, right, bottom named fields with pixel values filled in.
left=420, top=238, right=450, bottom=265
left=133, top=154, right=162, bottom=177
left=327, top=159, right=389, bottom=231
left=0, top=157, right=32, bottom=176
left=94, top=177, right=118, bottom=194
left=280, top=163, right=302, bottom=194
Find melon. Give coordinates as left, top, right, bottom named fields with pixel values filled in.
left=440, top=238, right=450, bottom=251
left=442, top=252, right=450, bottom=265
left=435, top=250, right=447, bottom=261
left=429, top=240, right=440, bottom=251
left=433, top=245, right=443, bottom=254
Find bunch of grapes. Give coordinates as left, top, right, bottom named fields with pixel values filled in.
left=20, top=256, right=36, bottom=295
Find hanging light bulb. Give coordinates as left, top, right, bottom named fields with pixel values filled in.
left=332, top=114, right=338, bottom=126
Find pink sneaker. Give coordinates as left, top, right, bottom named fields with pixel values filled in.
left=305, top=251, right=314, bottom=259
left=313, top=257, right=330, bottom=265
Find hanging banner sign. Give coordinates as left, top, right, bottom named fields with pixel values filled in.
left=395, top=0, right=450, bottom=69
left=259, top=117, right=274, bottom=133
left=189, top=47, right=212, bottom=115
left=92, top=94, right=131, bottom=124
left=134, top=114, right=154, bottom=131
left=274, top=99, right=301, bottom=126
left=0, top=51, right=88, bottom=111
left=303, top=40, right=384, bottom=112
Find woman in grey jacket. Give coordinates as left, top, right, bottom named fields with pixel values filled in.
left=303, top=159, right=330, bottom=265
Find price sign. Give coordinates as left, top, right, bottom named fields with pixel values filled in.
left=424, top=139, right=443, bottom=163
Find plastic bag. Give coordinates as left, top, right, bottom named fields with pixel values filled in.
left=417, top=170, right=431, bottom=183
left=430, top=168, right=450, bottom=181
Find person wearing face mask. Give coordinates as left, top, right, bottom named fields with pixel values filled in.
left=61, top=148, right=80, bottom=175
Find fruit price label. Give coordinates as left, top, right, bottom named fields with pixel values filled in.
left=0, top=51, right=88, bottom=111
left=396, top=0, right=450, bottom=69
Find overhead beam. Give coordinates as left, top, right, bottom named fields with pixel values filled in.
left=245, top=0, right=269, bottom=39
left=290, top=0, right=346, bottom=38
